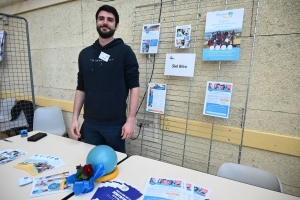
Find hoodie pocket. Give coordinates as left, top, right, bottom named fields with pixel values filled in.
left=85, top=92, right=120, bottom=119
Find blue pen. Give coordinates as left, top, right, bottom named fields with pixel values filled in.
left=4, top=139, right=12, bottom=143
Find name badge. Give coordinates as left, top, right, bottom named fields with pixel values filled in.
left=99, top=52, right=110, bottom=62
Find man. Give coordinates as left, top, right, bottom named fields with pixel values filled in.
left=70, top=5, right=140, bottom=153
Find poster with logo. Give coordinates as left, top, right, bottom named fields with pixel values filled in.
left=203, top=81, right=233, bottom=118
left=202, top=8, right=244, bottom=61
left=175, top=25, right=191, bottom=48
left=164, top=53, right=196, bottom=77
left=140, top=23, right=161, bottom=54
left=146, top=83, right=167, bottom=114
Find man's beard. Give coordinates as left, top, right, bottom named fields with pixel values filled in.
left=97, top=25, right=116, bottom=38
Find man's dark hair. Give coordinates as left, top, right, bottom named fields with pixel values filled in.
left=95, top=5, right=119, bottom=25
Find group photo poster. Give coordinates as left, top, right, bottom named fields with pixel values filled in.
left=203, top=81, right=233, bottom=119
left=175, top=24, right=191, bottom=48
left=146, top=83, right=167, bottom=114
left=202, top=8, right=244, bottom=61
left=164, top=53, right=196, bottom=77
left=140, top=23, right=161, bottom=54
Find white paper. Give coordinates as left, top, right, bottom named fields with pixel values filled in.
left=175, top=25, right=191, bottom=49
left=29, top=171, right=72, bottom=197
left=0, top=149, right=28, bottom=165
left=14, top=154, right=66, bottom=176
left=142, top=176, right=185, bottom=200
left=140, top=23, right=161, bottom=54
left=203, top=81, right=233, bottom=118
left=146, top=83, right=167, bottom=114
left=0, top=31, right=5, bottom=61
left=142, top=177, right=212, bottom=200
left=164, top=53, right=196, bottom=77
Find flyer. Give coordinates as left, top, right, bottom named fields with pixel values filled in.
left=0, top=149, right=28, bottom=165
left=146, top=83, right=167, bottom=114
left=29, top=171, right=73, bottom=197
left=202, top=8, right=244, bottom=61
left=185, top=182, right=212, bottom=200
left=203, top=81, right=233, bottom=118
left=142, top=176, right=185, bottom=200
left=14, top=154, right=65, bottom=176
left=164, top=53, right=196, bottom=77
left=91, top=180, right=143, bottom=200
left=175, top=25, right=191, bottom=48
left=140, top=23, right=161, bottom=54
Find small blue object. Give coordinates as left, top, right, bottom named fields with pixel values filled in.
left=86, top=145, right=117, bottom=175
left=20, top=129, right=28, bottom=137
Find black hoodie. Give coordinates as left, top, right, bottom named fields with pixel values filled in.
left=77, top=38, right=139, bottom=125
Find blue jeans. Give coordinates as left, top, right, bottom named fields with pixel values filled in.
left=83, top=120, right=125, bottom=153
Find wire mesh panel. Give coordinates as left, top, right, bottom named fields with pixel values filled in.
left=0, top=13, right=35, bottom=136
left=126, top=0, right=259, bottom=174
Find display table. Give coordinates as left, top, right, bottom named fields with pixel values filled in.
left=0, top=131, right=128, bottom=200
left=114, top=156, right=299, bottom=200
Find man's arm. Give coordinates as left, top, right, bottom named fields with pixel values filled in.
left=121, top=87, right=140, bottom=139
left=70, top=90, right=85, bottom=138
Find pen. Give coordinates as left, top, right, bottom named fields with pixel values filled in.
left=4, top=139, right=12, bottom=143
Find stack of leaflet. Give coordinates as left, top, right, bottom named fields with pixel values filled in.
left=14, top=153, right=66, bottom=176
left=91, top=180, right=143, bottom=200
left=0, top=149, right=28, bottom=165
left=142, top=176, right=212, bottom=200
left=29, top=171, right=73, bottom=197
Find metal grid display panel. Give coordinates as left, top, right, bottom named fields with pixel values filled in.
left=126, top=0, right=259, bottom=174
left=0, top=13, right=35, bottom=135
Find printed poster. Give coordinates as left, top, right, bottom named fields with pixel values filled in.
left=142, top=177, right=212, bottom=200
left=164, top=53, right=196, bottom=77
left=0, top=31, right=5, bottom=61
left=91, top=180, right=143, bottom=200
left=175, top=25, right=191, bottom=48
left=202, top=8, right=244, bottom=61
left=203, top=81, right=233, bottom=118
left=142, top=176, right=185, bottom=200
left=0, top=149, right=28, bottom=165
left=140, top=23, right=161, bottom=54
left=146, top=83, right=167, bottom=114
left=29, top=171, right=73, bottom=197
left=14, top=153, right=65, bottom=176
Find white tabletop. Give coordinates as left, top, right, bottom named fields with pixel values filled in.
left=114, top=156, right=299, bottom=200
left=0, top=131, right=128, bottom=200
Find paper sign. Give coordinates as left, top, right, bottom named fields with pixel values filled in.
left=164, top=53, right=196, bottom=77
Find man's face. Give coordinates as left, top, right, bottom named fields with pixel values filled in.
left=96, top=10, right=118, bottom=38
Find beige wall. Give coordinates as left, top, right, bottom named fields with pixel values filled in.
left=1, top=0, right=299, bottom=196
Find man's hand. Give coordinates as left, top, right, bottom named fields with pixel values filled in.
left=121, top=117, right=135, bottom=139
left=70, top=120, right=81, bottom=138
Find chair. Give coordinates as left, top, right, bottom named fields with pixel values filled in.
left=33, top=106, right=66, bottom=136
left=217, top=163, right=283, bottom=192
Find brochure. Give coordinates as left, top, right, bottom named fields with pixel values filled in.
left=175, top=25, right=191, bottom=49
left=146, top=83, right=167, bottom=114
left=29, top=171, right=73, bottom=197
left=91, top=180, right=143, bottom=200
left=0, top=149, right=28, bottom=165
left=140, top=23, right=161, bottom=54
left=142, top=177, right=212, bottom=200
left=14, top=154, right=65, bottom=176
left=203, top=81, right=233, bottom=118
left=202, top=8, right=244, bottom=61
